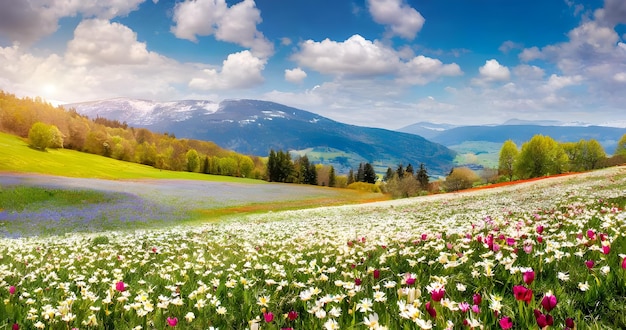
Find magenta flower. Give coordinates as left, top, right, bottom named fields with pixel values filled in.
left=522, top=270, right=535, bottom=285
left=373, top=269, right=380, bottom=279
left=622, top=257, right=626, bottom=270
left=355, top=278, right=362, bottom=286
left=459, top=301, right=470, bottom=312
left=540, top=294, right=557, bottom=312
left=473, top=293, right=482, bottom=305
left=421, top=233, right=428, bottom=241
left=115, top=281, right=126, bottom=292
left=431, top=288, right=445, bottom=302
left=425, top=301, right=437, bottom=318
left=602, top=245, right=610, bottom=255
left=536, top=225, right=544, bottom=234
left=513, top=285, right=533, bottom=303
left=9, top=286, right=16, bottom=295
left=166, top=317, right=178, bottom=327
left=565, top=317, right=575, bottom=328
left=264, top=312, right=274, bottom=323
left=534, top=309, right=553, bottom=328
left=523, top=244, right=533, bottom=254
left=471, top=304, right=480, bottom=314
left=506, top=237, right=516, bottom=246
left=287, top=310, right=298, bottom=321
left=12, top=323, right=19, bottom=330
left=587, top=229, right=596, bottom=240
left=585, top=260, right=595, bottom=269
left=537, top=236, right=543, bottom=243
left=499, top=316, right=513, bottom=329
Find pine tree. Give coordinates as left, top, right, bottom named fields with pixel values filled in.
left=328, top=166, right=336, bottom=187
left=383, top=167, right=394, bottom=182
left=417, top=163, right=429, bottom=190
left=363, top=163, right=377, bottom=183
left=405, top=163, right=414, bottom=177
left=357, top=163, right=365, bottom=182
left=347, top=169, right=355, bottom=185
left=396, top=164, right=405, bottom=178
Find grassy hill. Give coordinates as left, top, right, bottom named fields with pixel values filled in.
left=0, top=132, right=261, bottom=183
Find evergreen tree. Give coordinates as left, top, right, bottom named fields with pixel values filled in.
left=357, top=163, right=365, bottom=182
left=328, top=166, right=336, bottom=187
left=363, top=163, right=377, bottom=184
left=405, top=163, right=414, bottom=177
left=416, top=163, right=429, bottom=190
left=396, top=164, right=405, bottom=178
left=383, top=167, right=394, bottom=182
left=307, top=163, right=317, bottom=185
left=267, top=149, right=277, bottom=181
left=347, top=169, right=355, bottom=185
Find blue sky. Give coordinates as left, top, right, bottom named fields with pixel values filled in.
left=1, top=0, right=625, bottom=129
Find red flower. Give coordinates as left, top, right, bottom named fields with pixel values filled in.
left=115, top=281, right=126, bottom=292
left=602, top=245, right=610, bottom=255
left=622, top=257, right=626, bottom=270
left=373, top=269, right=380, bottom=280
left=534, top=309, right=553, bottom=328
left=12, top=323, right=19, bottom=330
left=166, top=317, right=178, bottom=327
left=431, top=289, right=445, bottom=302
left=585, top=260, right=595, bottom=269
left=537, top=236, right=543, bottom=243
left=565, top=317, right=575, bottom=328
left=499, top=316, right=513, bottom=329
left=536, top=225, right=544, bottom=234
left=264, top=312, right=274, bottom=323
left=513, top=285, right=533, bottom=303
left=355, top=278, right=362, bottom=286
left=425, top=301, right=437, bottom=318
left=540, top=294, right=557, bottom=312
left=522, top=270, right=535, bottom=285
left=287, top=310, right=298, bottom=321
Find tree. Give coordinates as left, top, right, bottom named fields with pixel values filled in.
left=579, top=139, right=605, bottom=171
left=383, top=167, right=394, bottom=182
left=238, top=155, right=255, bottom=178
left=186, top=149, right=200, bottom=172
left=444, top=167, right=480, bottom=192
left=356, top=163, right=365, bottom=182
left=614, top=134, right=626, bottom=157
left=347, top=169, right=355, bottom=185
left=396, top=164, right=405, bottom=178
left=28, top=122, right=53, bottom=150
left=363, top=163, right=377, bottom=184
left=328, top=166, right=336, bottom=187
left=416, top=163, right=429, bottom=190
left=405, top=164, right=414, bottom=177
left=515, top=135, right=567, bottom=179
left=498, top=140, right=518, bottom=181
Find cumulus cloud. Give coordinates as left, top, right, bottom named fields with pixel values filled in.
left=513, top=64, right=545, bottom=80
left=499, top=40, right=523, bottom=54
left=473, top=59, right=510, bottom=85
left=171, top=0, right=273, bottom=58
left=66, top=19, right=152, bottom=66
left=189, top=50, right=265, bottom=90
left=367, top=0, right=425, bottom=40
left=292, top=34, right=460, bottom=84
left=285, top=68, right=307, bottom=84
left=0, top=0, right=145, bottom=45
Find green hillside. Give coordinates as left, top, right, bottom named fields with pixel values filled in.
left=0, top=132, right=261, bottom=183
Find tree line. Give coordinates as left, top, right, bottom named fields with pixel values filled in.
left=0, top=90, right=265, bottom=178
left=266, top=150, right=338, bottom=186
left=498, top=134, right=626, bottom=181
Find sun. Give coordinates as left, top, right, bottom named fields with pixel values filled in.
left=42, top=84, right=56, bottom=96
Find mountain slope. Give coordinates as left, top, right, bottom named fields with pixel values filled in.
left=66, top=98, right=457, bottom=176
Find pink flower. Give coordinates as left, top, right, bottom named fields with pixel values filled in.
left=431, top=288, right=445, bottom=302
left=534, top=309, right=553, bottom=328
left=166, top=317, right=178, bottom=327
left=541, top=294, right=557, bottom=312
left=9, top=286, right=16, bottom=295
left=522, top=270, right=535, bottom=285
left=506, top=237, right=516, bottom=246
left=473, top=293, right=482, bottom=305
left=287, top=310, right=298, bottom=321
left=513, top=285, right=533, bottom=303
left=585, top=260, right=595, bottom=269
left=355, top=278, right=362, bottom=286
left=459, top=301, right=470, bottom=312
left=425, top=301, right=436, bottom=318
left=405, top=274, right=416, bottom=285
left=565, top=317, right=575, bottom=328
left=115, top=281, right=126, bottom=292
left=602, top=245, right=610, bottom=255
left=373, top=269, right=380, bottom=280
left=499, top=316, right=513, bottom=329
left=471, top=304, right=480, bottom=314
left=421, top=233, right=428, bottom=241
left=12, top=323, right=19, bottom=330
left=536, top=225, right=544, bottom=234
left=264, top=312, right=274, bottom=323
left=622, top=257, right=626, bottom=270
left=523, top=244, right=533, bottom=254
left=587, top=229, right=596, bottom=240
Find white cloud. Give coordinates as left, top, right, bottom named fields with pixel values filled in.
left=285, top=68, right=307, bottom=84
left=189, top=50, right=265, bottom=90
left=397, top=56, right=462, bottom=85
left=614, top=72, right=626, bottom=83
left=542, top=74, right=583, bottom=91
left=499, top=40, right=523, bottom=53
left=367, top=0, right=425, bottom=40
left=66, top=19, right=152, bottom=66
left=473, top=59, right=510, bottom=85
left=513, top=64, right=545, bottom=80
left=0, top=0, right=145, bottom=44
left=171, top=0, right=273, bottom=58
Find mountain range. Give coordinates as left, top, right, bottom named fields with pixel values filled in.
left=65, top=98, right=457, bottom=176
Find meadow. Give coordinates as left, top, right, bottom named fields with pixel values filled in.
left=1, top=166, right=625, bottom=329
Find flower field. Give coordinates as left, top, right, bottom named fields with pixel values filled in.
left=1, top=167, right=626, bottom=329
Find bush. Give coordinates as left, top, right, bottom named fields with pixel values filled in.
left=346, top=182, right=381, bottom=193
left=28, top=122, right=62, bottom=150
left=444, top=167, right=480, bottom=192
left=91, top=235, right=110, bottom=246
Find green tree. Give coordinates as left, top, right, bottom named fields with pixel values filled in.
left=186, top=149, right=200, bottom=172
left=356, top=163, right=365, bottom=182
left=328, top=166, right=336, bottom=187
left=396, top=164, right=405, bottom=178
left=238, top=155, right=255, bottom=178
left=347, top=169, right=355, bottom=185
left=383, top=167, right=394, bottom=182
left=28, top=122, right=53, bottom=150
left=579, top=139, right=606, bottom=170
left=363, top=163, right=377, bottom=184
left=515, top=135, right=568, bottom=178
left=405, top=163, right=414, bottom=177
left=498, top=139, right=518, bottom=181
left=614, top=134, right=626, bottom=157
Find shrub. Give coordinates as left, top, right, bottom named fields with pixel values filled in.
left=444, top=167, right=480, bottom=192
left=91, top=235, right=110, bottom=246
left=346, top=181, right=381, bottom=193
left=28, top=122, right=62, bottom=150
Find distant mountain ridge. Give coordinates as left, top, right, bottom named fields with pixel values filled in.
left=66, top=98, right=457, bottom=176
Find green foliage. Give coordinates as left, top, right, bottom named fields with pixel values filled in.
left=498, top=139, right=518, bottom=181
left=186, top=148, right=200, bottom=172
left=328, top=166, right=336, bottom=187
left=28, top=122, right=62, bottom=150
left=416, top=163, right=429, bottom=189
left=346, top=181, right=381, bottom=193
left=383, top=175, right=421, bottom=198
left=514, top=135, right=568, bottom=179
left=91, top=235, right=110, bottom=246
left=615, top=134, right=626, bottom=157
left=444, top=167, right=480, bottom=191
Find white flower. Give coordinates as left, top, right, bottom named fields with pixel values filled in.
left=363, top=313, right=379, bottom=328
left=578, top=281, right=590, bottom=291
left=324, top=319, right=340, bottom=330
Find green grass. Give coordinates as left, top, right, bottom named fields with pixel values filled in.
left=0, top=132, right=262, bottom=183
left=0, top=186, right=116, bottom=212
left=449, top=141, right=502, bottom=168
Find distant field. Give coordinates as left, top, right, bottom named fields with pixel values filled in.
left=449, top=140, right=502, bottom=168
